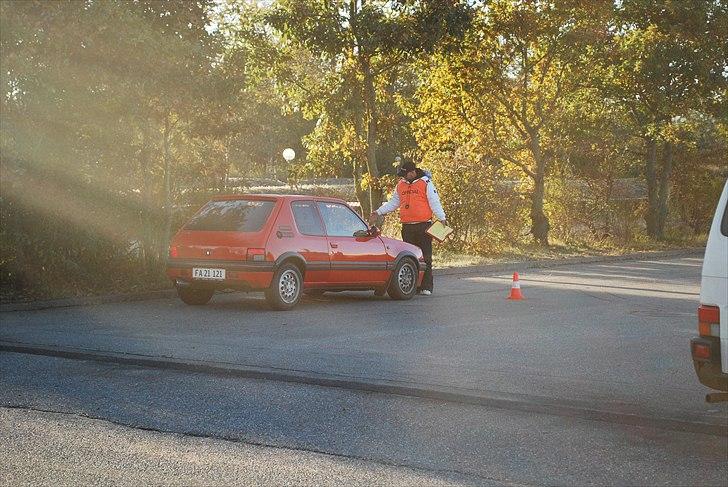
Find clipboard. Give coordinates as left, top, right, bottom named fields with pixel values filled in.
left=426, top=221, right=454, bottom=242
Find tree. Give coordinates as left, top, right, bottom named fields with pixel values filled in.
left=266, top=0, right=471, bottom=216
left=414, top=0, right=610, bottom=245
left=0, top=0, right=222, bottom=297
left=600, top=0, right=728, bottom=239
left=547, top=88, right=640, bottom=243
left=203, top=1, right=314, bottom=184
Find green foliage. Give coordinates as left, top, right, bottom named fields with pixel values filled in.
left=421, top=149, right=527, bottom=254
left=412, top=0, right=613, bottom=246
left=595, top=0, right=728, bottom=239
left=0, top=0, right=304, bottom=300
left=669, top=116, right=728, bottom=234
left=266, top=0, right=472, bottom=215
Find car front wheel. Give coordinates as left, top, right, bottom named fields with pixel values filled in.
left=387, top=258, right=418, bottom=300
left=265, top=263, right=303, bottom=310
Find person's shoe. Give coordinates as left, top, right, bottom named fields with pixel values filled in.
left=419, top=290, right=432, bottom=296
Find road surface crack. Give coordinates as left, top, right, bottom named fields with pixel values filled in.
left=0, top=404, right=537, bottom=487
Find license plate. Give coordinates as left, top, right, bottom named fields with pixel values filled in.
left=192, top=268, right=225, bottom=280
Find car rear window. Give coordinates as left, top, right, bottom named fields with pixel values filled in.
left=722, top=198, right=728, bottom=237
left=291, top=201, right=325, bottom=236
left=184, top=199, right=275, bottom=232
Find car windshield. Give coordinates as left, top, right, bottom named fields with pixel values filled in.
left=184, top=199, right=275, bottom=232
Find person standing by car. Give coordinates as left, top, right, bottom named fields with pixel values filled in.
left=368, top=158, right=447, bottom=295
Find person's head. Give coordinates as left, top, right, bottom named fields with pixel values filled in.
left=396, top=159, right=418, bottom=181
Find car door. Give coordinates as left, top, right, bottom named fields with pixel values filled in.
left=316, top=201, right=389, bottom=286
left=289, top=200, right=331, bottom=284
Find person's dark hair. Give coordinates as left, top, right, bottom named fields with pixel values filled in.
left=396, top=158, right=417, bottom=177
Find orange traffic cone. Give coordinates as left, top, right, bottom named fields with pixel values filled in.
left=507, top=272, right=524, bottom=300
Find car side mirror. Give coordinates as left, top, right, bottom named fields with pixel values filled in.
left=353, top=226, right=380, bottom=238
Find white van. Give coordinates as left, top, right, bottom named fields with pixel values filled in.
left=691, top=179, right=728, bottom=396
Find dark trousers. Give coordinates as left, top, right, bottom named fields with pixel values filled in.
left=401, top=222, right=433, bottom=292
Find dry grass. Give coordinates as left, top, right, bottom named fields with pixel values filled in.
left=433, top=235, right=707, bottom=269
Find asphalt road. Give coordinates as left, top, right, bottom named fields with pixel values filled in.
left=1, top=405, right=477, bottom=486
left=2, top=254, right=727, bottom=485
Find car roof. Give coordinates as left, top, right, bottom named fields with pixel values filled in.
left=209, top=194, right=348, bottom=204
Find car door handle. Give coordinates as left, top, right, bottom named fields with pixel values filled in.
left=330, top=242, right=338, bottom=248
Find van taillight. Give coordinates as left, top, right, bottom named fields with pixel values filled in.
left=169, top=246, right=179, bottom=258
left=247, top=248, right=265, bottom=262
left=692, top=341, right=712, bottom=360
left=698, top=304, right=720, bottom=337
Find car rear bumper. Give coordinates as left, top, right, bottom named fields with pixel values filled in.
left=166, top=259, right=274, bottom=290
left=691, top=337, right=728, bottom=391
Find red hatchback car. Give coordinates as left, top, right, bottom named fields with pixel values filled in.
left=166, top=194, right=425, bottom=310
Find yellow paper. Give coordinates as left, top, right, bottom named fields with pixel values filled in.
left=426, top=221, right=454, bottom=242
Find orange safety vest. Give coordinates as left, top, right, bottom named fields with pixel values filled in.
left=397, top=178, right=432, bottom=223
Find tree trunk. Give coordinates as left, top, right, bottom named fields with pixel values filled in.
left=223, top=136, right=231, bottom=192
left=655, top=140, right=673, bottom=239
left=529, top=131, right=550, bottom=246
left=645, top=137, right=659, bottom=238
left=361, top=58, right=382, bottom=213
left=352, top=158, right=369, bottom=217
left=162, top=111, right=172, bottom=257
left=139, top=117, right=154, bottom=266
left=351, top=68, right=371, bottom=217
left=530, top=174, right=549, bottom=246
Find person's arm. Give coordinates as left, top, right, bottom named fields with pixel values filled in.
left=426, top=181, right=447, bottom=226
left=369, top=190, right=400, bottom=224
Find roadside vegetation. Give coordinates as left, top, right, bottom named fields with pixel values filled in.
left=1, top=1, right=726, bottom=302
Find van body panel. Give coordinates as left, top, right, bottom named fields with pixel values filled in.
left=699, top=181, right=728, bottom=373
left=700, top=182, right=728, bottom=280
left=694, top=180, right=728, bottom=388
left=700, top=276, right=728, bottom=373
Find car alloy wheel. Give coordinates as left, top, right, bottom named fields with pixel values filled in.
left=397, top=261, right=416, bottom=295
left=278, top=269, right=300, bottom=304
left=388, top=258, right=418, bottom=300
left=266, top=263, right=303, bottom=310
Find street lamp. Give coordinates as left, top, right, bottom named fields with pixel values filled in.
left=282, top=148, right=295, bottom=162
left=282, top=148, right=296, bottom=185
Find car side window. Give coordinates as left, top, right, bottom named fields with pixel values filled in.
left=291, top=201, right=325, bottom=236
left=721, top=198, right=728, bottom=237
left=317, top=202, right=368, bottom=237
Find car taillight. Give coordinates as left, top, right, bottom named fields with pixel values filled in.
left=169, top=246, right=179, bottom=258
left=247, top=248, right=265, bottom=262
left=698, top=304, right=720, bottom=337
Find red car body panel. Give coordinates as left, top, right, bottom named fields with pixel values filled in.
left=166, top=194, right=424, bottom=292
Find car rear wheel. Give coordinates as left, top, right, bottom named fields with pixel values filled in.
left=266, top=263, right=303, bottom=310
left=387, top=258, right=418, bottom=300
left=177, top=287, right=214, bottom=306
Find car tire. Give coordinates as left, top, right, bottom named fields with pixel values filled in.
left=265, top=263, right=303, bottom=310
left=177, top=287, right=214, bottom=306
left=387, top=258, right=418, bottom=300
